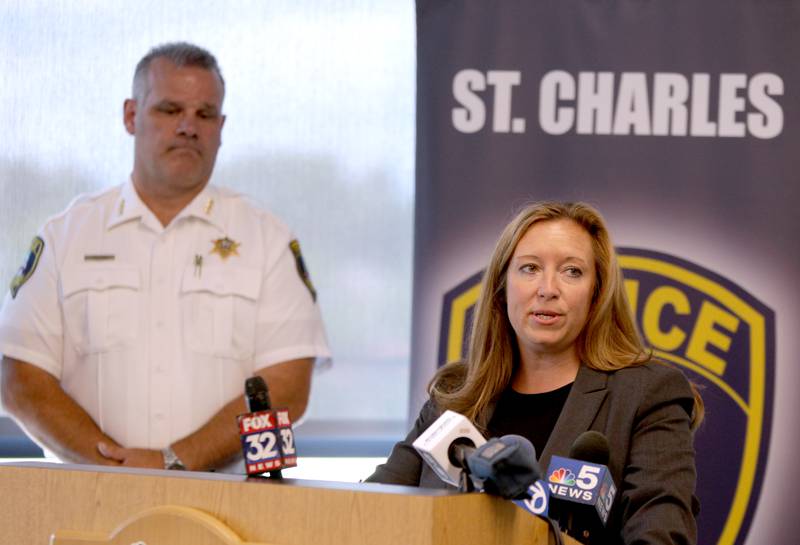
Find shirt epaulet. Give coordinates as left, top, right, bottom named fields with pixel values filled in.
left=41, top=184, right=123, bottom=230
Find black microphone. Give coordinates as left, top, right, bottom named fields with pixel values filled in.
left=448, top=436, right=477, bottom=470
left=570, top=430, right=610, bottom=466
left=240, top=376, right=283, bottom=478
left=447, top=436, right=478, bottom=492
left=546, top=431, right=617, bottom=544
left=466, top=434, right=542, bottom=499
left=245, top=376, right=273, bottom=412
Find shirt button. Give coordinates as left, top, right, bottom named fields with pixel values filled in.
left=155, top=320, right=164, bottom=328
left=154, top=413, right=165, bottom=421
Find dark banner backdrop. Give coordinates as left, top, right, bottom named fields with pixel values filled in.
left=410, top=2, right=799, bottom=544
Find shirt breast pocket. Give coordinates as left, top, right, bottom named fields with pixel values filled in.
left=60, top=264, right=141, bottom=354
left=181, top=265, right=262, bottom=360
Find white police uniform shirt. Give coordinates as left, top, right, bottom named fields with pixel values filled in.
left=0, top=180, right=331, bottom=453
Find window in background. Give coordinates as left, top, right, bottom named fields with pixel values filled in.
left=0, top=0, right=414, bottom=457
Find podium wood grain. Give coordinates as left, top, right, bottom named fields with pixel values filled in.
left=0, top=462, right=578, bottom=545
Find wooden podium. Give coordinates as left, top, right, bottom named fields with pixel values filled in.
left=0, top=462, right=578, bottom=545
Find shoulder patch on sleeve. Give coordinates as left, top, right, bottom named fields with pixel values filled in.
left=289, top=239, right=317, bottom=302
left=10, top=236, right=45, bottom=299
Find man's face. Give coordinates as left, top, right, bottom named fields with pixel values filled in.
left=124, top=58, right=225, bottom=197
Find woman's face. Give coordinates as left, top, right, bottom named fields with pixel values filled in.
left=505, top=219, right=596, bottom=365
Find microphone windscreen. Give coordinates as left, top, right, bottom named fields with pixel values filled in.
left=569, top=431, right=610, bottom=466
left=245, top=376, right=272, bottom=412
left=467, top=434, right=541, bottom=499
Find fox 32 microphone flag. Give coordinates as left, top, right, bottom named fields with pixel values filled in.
left=410, top=2, right=799, bottom=545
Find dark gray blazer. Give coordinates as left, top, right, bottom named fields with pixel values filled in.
left=365, top=362, right=698, bottom=545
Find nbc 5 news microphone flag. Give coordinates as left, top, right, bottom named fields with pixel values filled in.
left=546, top=456, right=616, bottom=525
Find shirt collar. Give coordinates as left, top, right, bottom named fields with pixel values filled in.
left=175, top=183, right=225, bottom=232
left=106, top=178, right=225, bottom=232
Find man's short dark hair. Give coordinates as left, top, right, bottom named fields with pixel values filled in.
left=132, top=42, right=225, bottom=102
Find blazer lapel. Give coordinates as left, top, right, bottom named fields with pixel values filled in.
left=538, top=366, right=609, bottom=470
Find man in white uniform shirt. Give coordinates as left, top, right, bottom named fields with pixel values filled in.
left=0, top=42, right=331, bottom=471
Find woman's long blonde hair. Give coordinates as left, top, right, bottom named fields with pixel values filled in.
left=430, top=201, right=704, bottom=430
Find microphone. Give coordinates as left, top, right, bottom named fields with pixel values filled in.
left=245, top=375, right=273, bottom=412
left=412, top=410, right=486, bottom=489
left=244, top=376, right=281, bottom=479
left=448, top=436, right=478, bottom=472
left=237, top=376, right=297, bottom=478
left=469, top=437, right=566, bottom=545
left=570, top=430, right=610, bottom=466
left=546, top=431, right=617, bottom=544
left=466, top=435, right=542, bottom=499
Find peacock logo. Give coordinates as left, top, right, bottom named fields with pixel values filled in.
left=548, top=468, right=576, bottom=486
